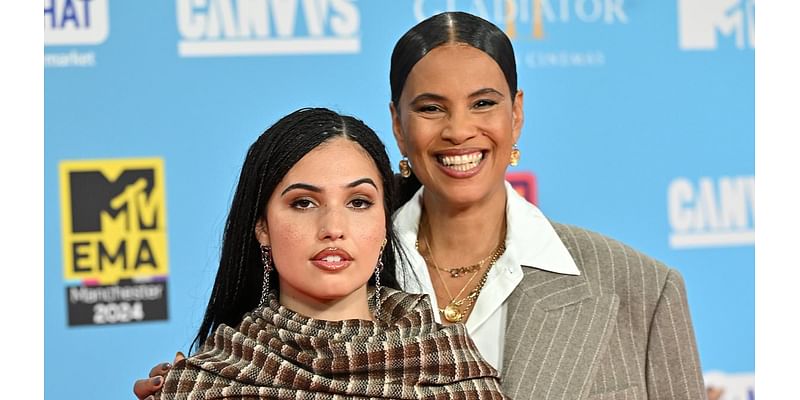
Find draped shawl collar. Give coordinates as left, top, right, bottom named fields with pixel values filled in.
left=158, top=289, right=505, bottom=399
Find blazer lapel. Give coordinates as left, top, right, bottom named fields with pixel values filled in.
left=501, top=268, right=619, bottom=400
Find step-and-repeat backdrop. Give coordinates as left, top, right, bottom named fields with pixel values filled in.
left=44, top=1, right=754, bottom=398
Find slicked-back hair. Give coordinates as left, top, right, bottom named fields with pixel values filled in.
left=191, top=107, right=402, bottom=352
left=389, top=12, right=519, bottom=204
left=389, top=11, right=518, bottom=106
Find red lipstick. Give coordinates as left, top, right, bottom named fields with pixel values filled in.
left=311, top=247, right=353, bottom=271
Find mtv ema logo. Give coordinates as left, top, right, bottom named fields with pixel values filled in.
left=59, top=158, right=169, bottom=326
left=177, top=0, right=360, bottom=57
left=704, top=371, right=754, bottom=400
left=678, top=0, right=754, bottom=50
left=668, top=175, right=754, bottom=249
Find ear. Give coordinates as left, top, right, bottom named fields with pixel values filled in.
left=389, top=102, right=407, bottom=156
left=511, top=89, right=524, bottom=143
left=254, top=217, right=270, bottom=246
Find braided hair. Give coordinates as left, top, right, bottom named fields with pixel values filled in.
left=191, top=108, right=402, bottom=352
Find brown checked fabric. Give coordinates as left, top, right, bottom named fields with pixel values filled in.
left=157, top=288, right=506, bottom=399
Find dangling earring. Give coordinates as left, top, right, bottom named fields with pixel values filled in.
left=399, top=157, right=412, bottom=178
left=259, top=244, right=273, bottom=306
left=372, top=238, right=388, bottom=318
left=510, top=144, right=521, bottom=166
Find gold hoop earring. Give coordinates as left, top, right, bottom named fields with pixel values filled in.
left=510, top=145, right=521, bottom=166
left=399, top=157, right=412, bottom=178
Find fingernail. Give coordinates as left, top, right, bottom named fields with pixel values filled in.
left=161, top=362, right=171, bottom=370
left=151, top=376, right=163, bottom=386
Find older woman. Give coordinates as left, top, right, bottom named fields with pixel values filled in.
left=388, top=12, right=705, bottom=400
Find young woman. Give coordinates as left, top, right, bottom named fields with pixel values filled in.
left=150, top=108, right=505, bottom=399
left=138, top=12, right=706, bottom=400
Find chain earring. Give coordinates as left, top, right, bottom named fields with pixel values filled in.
left=510, top=144, right=521, bottom=166
left=260, top=244, right=273, bottom=306
left=373, top=238, right=388, bottom=319
left=399, top=157, right=412, bottom=178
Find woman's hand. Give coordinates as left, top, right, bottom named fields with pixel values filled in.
left=132, top=352, right=185, bottom=399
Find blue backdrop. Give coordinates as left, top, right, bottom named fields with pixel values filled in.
left=44, top=1, right=754, bottom=398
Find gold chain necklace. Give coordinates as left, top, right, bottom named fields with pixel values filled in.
left=422, top=235, right=484, bottom=302
left=417, top=241, right=494, bottom=278
left=431, top=240, right=506, bottom=322
left=417, top=220, right=507, bottom=323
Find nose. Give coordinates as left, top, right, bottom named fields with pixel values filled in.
left=440, top=109, right=478, bottom=144
left=317, top=207, right=346, bottom=241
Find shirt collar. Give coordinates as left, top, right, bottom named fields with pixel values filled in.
left=502, top=181, right=580, bottom=275
left=392, top=182, right=580, bottom=278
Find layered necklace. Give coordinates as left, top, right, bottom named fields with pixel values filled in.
left=417, top=215, right=507, bottom=323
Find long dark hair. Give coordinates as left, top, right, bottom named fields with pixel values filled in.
left=389, top=11, right=519, bottom=204
left=191, top=107, right=402, bottom=352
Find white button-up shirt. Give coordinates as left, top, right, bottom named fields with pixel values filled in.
left=393, top=181, right=580, bottom=373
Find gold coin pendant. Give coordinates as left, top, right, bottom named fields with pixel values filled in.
left=443, top=304, right=463, bottom=323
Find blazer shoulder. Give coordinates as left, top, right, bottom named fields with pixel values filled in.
left=549, top=222, right=677, bottom=298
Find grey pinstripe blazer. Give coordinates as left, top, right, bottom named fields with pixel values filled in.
left=500, top=223, right=706, bottom=400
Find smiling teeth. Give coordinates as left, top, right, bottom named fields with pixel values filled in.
left=323, top=255, right=342, bottom=263
left=439, top=152, right=483, bottom=171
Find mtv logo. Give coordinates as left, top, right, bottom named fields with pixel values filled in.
left=59, top=158, right=169, bottom=282
left=677, top=0, right=754, bottom=50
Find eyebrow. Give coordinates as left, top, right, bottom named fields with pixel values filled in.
left=469, top=88, right=505, bottom=98
left=280, top=178, right=378, bottom=196
left=410, top=92, right=446, bottom=104
left=346, top=178, right=378, bottom=190
left=281, top=183, right=321, bottom=196
left=409, top=88, right=505, bottom=104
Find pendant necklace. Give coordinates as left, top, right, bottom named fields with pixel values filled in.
left=417, top=219, right=507, bottom=323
